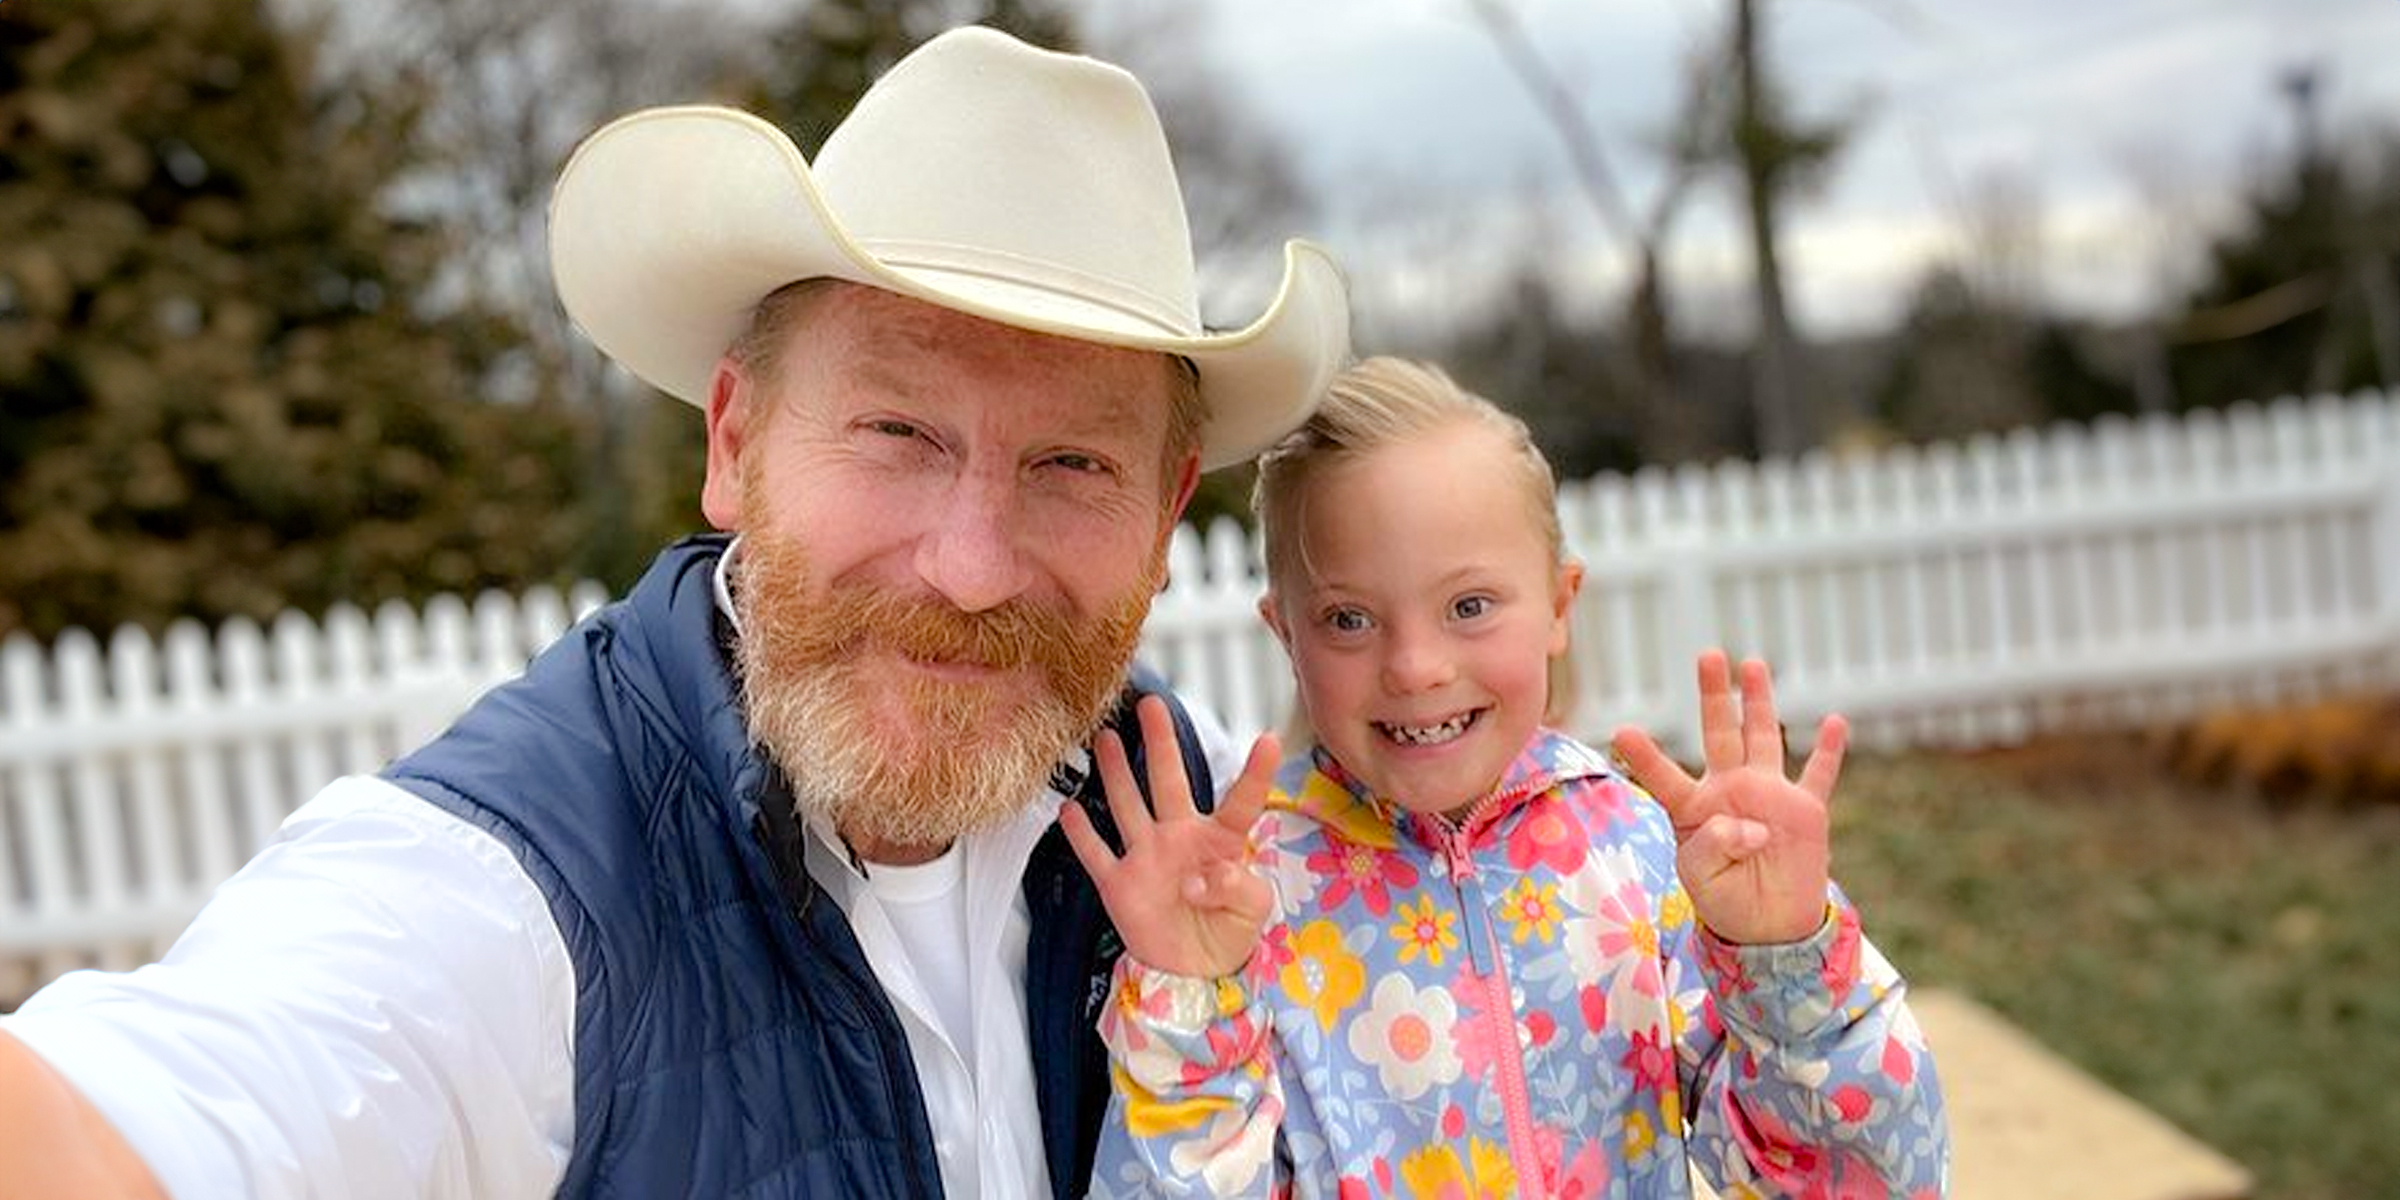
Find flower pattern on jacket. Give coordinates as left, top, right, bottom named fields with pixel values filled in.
left=1093, top=729, right=1949, bottom=1198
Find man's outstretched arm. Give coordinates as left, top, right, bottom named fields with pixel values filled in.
left=0, top=1030, right=165, bottom=1199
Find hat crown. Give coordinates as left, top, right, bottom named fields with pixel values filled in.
left=814, top=27, right=1202, bottom=337
left=547, top=24, right=1350, bottom=471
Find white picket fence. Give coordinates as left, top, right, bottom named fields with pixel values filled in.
left=6, top=390, right=2399, bottom=999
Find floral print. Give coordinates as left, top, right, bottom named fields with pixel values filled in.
left=1093, top=730, right=1948, bottom=1198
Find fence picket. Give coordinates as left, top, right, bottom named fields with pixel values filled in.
left=165, top=620, right=241, bottom=891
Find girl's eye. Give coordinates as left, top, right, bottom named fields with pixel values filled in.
left=1325, top=607, right=1371, bottom=634
left=1452, top=595, right=1493, bottom=621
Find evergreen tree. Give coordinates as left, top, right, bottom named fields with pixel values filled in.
left=0, top=0, right=589, bottom=641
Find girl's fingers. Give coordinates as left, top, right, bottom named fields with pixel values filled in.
left=1739, top=658, right=1785, bottom=770
left=1797, top=713, right=1849, bottom=804
left=1213, top=732, right=1281, bottom=835
left=1093, top=728, right=1151, bottom=852
left=1679, top=812, right=1771, bottom=875
left=1056, top=800, right=1116, bottom=883
left=1611, top=725, right=1696, bottom=822
left=1696, top=650, right=1742, bottom=775
left=1135, top=695, right=1198, bottom=824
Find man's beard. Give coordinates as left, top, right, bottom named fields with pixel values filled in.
left=732, top=525, right=1160, bottom=854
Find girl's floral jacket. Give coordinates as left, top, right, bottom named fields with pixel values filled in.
left=1091, top=729, right=1949, bottom=1198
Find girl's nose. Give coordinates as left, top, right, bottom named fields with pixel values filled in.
left=1381, top=626, right=1455, bottom=695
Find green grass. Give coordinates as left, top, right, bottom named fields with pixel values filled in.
left=1831, top=738, right=2400, bottom=1199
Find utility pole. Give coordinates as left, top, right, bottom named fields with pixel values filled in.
left=1734, top=0, right=1805, bottom=457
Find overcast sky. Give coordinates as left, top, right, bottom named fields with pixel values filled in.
left=1092, top=0, right=2400, bottom=342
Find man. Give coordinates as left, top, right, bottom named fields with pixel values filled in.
left=0, top=26, right=1349, bottom=1197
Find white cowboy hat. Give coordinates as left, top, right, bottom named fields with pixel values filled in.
left=549, top=25, right=1351, bottom=471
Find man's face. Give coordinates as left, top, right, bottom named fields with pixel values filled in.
left=702, top=284, right=1200, bottom=861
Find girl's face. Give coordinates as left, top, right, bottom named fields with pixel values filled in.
left=1262, top=424, right=1582, bottom=819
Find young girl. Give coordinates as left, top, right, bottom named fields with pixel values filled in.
left=1061, top=357, right=1948, bottom=1198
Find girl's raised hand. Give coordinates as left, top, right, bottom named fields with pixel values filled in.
left=1060, top=695, right=1280, bottom=979
left=1610, top=650, right=1844, bottom=945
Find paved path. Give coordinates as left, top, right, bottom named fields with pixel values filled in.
left=1912, top=989, right=2251, bottom=1199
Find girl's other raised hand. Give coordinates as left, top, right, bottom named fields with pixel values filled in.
left=1610, top=650, right=1844, bottom=946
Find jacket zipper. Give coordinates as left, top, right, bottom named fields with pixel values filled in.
left=1424, top=810, right=1555, bottom=1199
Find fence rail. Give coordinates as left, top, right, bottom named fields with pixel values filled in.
left=7, top=391, right=2399, bottom=999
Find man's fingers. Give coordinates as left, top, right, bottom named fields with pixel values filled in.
left=1056, top=800, right=1116, bottom=883
left=1094, top=728, right=1150, bottom=851
left=1739, top=657, right=1785, bottom=770
left=1134, top=695, right=1198, bottom=823
left=1611, top=725, right=1695, bottom=817
left=1797, top=713, right=1849, bottom=803
left=1696, top=649, right=1742, bottom=774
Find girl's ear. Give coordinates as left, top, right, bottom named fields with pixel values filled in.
left=1548, top=558, right=1586, bottom=657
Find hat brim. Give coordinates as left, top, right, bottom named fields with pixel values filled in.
left=549, top=106, right=1349, bottom=471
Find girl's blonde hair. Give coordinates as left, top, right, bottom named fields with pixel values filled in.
left=1253, top=356, right=1563, bottom=582
left=1251, top=356, right=1579, bottom=733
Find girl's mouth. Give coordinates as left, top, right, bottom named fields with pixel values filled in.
left=1375, top=709, right=1481, bottom=747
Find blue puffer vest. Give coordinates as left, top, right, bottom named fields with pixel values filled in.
left=384, top=536, right=1209, bottom=1198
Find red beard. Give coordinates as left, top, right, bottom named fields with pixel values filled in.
left=732, top=524, right=1159, bottom=854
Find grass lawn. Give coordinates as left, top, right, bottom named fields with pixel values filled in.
left=1832, top=736, right=2400, bottom=1199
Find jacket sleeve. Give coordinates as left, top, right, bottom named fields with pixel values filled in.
left=1668, top=890, right=1950, bottom=1195
left=1088, top=955, right=1288, bottom=1198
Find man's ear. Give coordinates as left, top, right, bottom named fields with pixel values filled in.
left=699, top=358, right=752, bottom=530
left=1158, top=452, right=1201, bottom=541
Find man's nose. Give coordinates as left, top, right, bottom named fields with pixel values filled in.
left=913, top=467, right=1035, bottom=614
left=1381, top=624, right=1455, bottom=695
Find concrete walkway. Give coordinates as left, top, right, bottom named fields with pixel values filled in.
left=1912, top=989, right=2252, bottom=1199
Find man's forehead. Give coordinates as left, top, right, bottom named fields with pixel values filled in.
left=802, top=286, right=1178, bottom=421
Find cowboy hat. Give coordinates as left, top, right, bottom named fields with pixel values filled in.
left=548, top=25, right=1350, bottom=471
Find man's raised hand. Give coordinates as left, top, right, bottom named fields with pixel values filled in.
left=1059, top=696, right=1280, bottom=979
left=1610, top=650, right=1844, bottom=945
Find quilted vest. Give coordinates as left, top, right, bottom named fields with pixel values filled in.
left=385, top=536, right=1209, bottom=1197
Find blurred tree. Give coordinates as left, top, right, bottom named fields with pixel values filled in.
left=1867, top=266, right=2127, bottom=442
left=1868, top=163, right=2134, bottom=443
left=0, top=0, right=587, bottom=641
left=1461, top=0, right=1716, bottom=469
left=2167, top=68, right=2400, bottom=412
left=314, top=0, right=740, bottom=589
left=1445, top=265, right=1646, bottom=482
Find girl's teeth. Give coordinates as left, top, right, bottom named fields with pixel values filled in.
left=1381, top=713, right=1470, bottom=746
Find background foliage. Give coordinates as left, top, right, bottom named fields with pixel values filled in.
left=0, top=0, right=586, bottom=638
left=3, top=0, right=2395, bottom=642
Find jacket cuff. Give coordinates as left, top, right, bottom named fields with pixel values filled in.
left=1696, top=901, right=1869, bottom=1043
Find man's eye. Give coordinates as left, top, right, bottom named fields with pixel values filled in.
left=869, top=419, right=922, bottom=440
left=1046, top=452, right=1109, bottom=476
